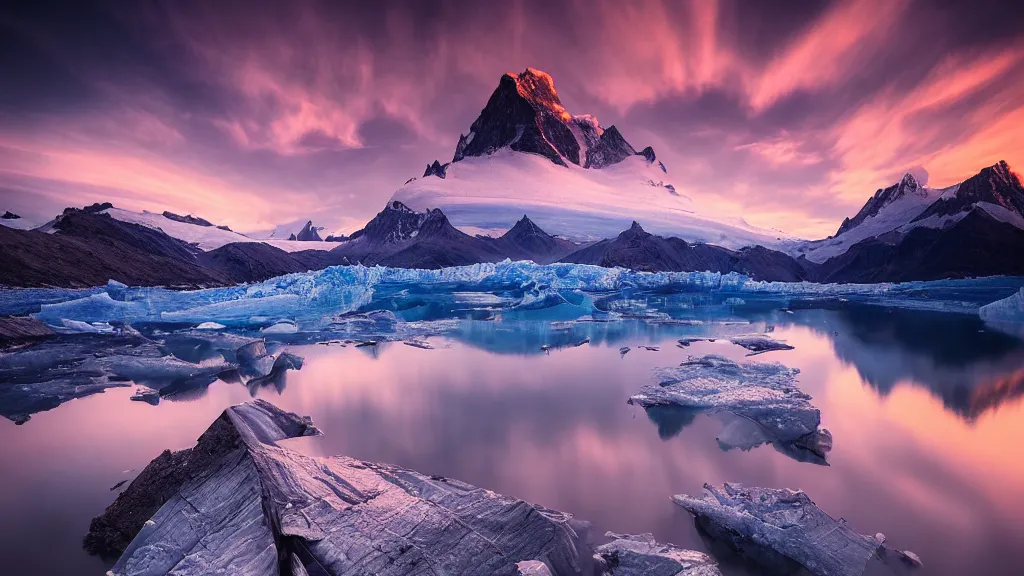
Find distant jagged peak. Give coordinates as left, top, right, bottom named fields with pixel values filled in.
left=423, top=160, right=449, bottom=179
left=620, top=220, right=650, bottom=239
left=504, top=214, right=546, bottom=238
left=1, top=211, right=20, bottom=220
left=450, top=67, right=660, bottom=171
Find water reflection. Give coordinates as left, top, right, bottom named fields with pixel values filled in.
left=1, top=308, right=1024, bottom=575
left=785, top=306, right=1024, bottom=420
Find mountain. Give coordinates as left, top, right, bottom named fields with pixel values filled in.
left=489, top=215, right=578, bottom=264
left=815, top=209, right=1024, bottom=282
left=196, top=243, right=315, bottom=283
left=100, top=207, right=335, bottom=252
left=0, top=209, right=231, bottom=288
left=560, top=222, right=808, bottom=281
left=328, top=201, right=508, bottom=269
left=289, top=221, right=323, bottom=241
left=393, top=68, right=782, bottom=246
left=794, top=161, right=1024, bottom=265
left=794, top=161, right=1024, bottom=281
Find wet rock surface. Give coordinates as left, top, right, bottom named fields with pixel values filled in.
left=674, top=483, right=921, bottom=576
left=87, top=400, right=594, bottom=575
left=87, top=400, right=727, bottom=576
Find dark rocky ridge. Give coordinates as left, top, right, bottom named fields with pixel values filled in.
left=490, top=215, right=578, bottom=264
left=1, top=211, right=20, bottom=220
left=197, top=243, right=314, bottom=283
left=0, top=210, right=231, bottom=288
left=817, top=208, right=1024, bottom=282
left=162, top=211, right=213, bottom=227
left=330, top=201, right=509, bottom=268
left=560, top=222, right=809, bottom=281
left=911, top=160, right=1024, bottom=223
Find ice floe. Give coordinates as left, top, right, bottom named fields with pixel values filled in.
left=629, top=355, right=832, bottom=463
left=674, top=483, right=921, bottom=576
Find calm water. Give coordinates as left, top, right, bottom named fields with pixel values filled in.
left=2, top=308, right=1024, bottom=575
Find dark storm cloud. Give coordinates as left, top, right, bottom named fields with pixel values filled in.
left=1, top=0, right=1022, bottom=237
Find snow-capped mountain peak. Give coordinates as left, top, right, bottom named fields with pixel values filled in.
left=448, top=68, right=657, bottom=172
left=793, top=161, right=1024, bottom=264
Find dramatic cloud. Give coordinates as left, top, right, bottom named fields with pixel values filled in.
left=1, top=0, right=1021, bottom=238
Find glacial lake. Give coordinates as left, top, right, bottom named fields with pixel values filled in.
left=2, top=306, right=1024, bottom=575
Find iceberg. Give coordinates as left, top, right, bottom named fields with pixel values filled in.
left=979, top=287, right=1024, bottom=324
left=629, top=355, right=832, bottom=463
left=674, top=483, right=922, bottom=576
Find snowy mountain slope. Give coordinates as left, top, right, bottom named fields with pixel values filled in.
left=791, top=162, right=1024, bottom=264
left=0, top=215, right=41, bottom=230
left=392, top=150, right=783, bottom=248
left=101, top=208, right=335, bottom=252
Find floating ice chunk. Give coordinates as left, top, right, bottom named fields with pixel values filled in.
left=261, top=320, right=298, bottom=334
left=195, top=322, right=226, bottom=330
left=402, top=340, right=433, bottom=349
left=673, top=483, right=921, bottom=576
left=729, top=335, right=794, bottom=356
left=979, top=287, right=1024, bottom=324
left=60, top=319, right=115, bottom=333
left=723, top=297, right=746, bottom=306
left=595, top=532, right=721, bottom=575
left=86, top=400, right=594, bottom=575
left=629, top=355, right=831, bottom=462
left=130, top=387, right=161, bottom=405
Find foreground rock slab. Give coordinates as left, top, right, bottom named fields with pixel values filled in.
left=87, top=400, right=721, bottom=576
left=674, top=483, right=921, bottom=576
left=629, top=355, right=832, bottom=463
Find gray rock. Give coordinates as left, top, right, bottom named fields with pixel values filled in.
left=629, top=355, right=832, bottom=463
left=595, top=532, right=721, bottom=575
left=673, top=483, right=921, bottom=576
left=92, top=400, right=596, bottom=576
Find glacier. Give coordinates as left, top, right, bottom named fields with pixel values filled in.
left=5, top=262, right=1021, bottom=330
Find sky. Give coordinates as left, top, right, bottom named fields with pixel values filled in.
left=1, top=0, right=1022, bottom=239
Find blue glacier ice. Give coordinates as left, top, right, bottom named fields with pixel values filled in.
left=979, top=287, right=1024, bottom=324
left=0, top=261, right=1020, bottom=329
